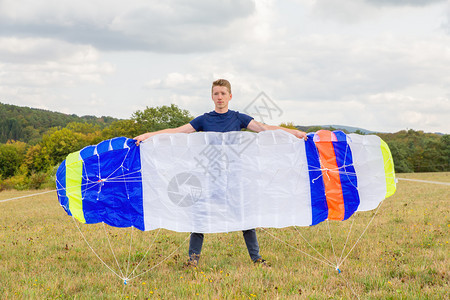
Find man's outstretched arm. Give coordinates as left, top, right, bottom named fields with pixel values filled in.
left=246, top=120, right=308, bottom=140
left=134, top=123, right=196, bottom=145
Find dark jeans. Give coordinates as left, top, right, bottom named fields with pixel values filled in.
left=189, top=229, right=262, bottom=262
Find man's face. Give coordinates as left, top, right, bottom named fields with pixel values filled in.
left=212, top=85, right=232, bottom=111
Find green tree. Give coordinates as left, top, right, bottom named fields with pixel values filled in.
left=387, top=141, right=413, bottom=173
left=66, top=122, right=100, bottom=134
left=0, top=118, right=23, bottom=143
left=431, top=134, right=450, bottom=171
left=279, top=122, right=298, bottom=130
left=102, top=119, right=140, bottom=140
left=24, top=144, right=51, bottom=174
left=306, top=126, right=324, bottom=133
left=66, top=122, right=103, bottom=145
left=0, top=144, right=21, bottom=178
left=379, top=130, right=449, bottom=173
left=40, top=128, right=91, bottom=167
left=132, top=104, right=193, bottom=133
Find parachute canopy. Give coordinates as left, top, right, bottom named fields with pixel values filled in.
left=56, top=130, right=396, bottom=233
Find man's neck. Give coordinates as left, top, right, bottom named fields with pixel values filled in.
left=214, top=108, right=229, bottom=114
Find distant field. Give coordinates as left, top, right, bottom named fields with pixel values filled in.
left=0, top=172, right=448, bottom=299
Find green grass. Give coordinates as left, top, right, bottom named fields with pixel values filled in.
left=0, top=173, right=449, bottom=299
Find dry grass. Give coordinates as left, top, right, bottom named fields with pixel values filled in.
left=0, top=172, right=448, bottom=299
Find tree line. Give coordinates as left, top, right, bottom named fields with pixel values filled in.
left=0, top=102, right=117, bottom=144
left=0, top=104, right=448, bottom=190
left=378, top=130, right=449, bottom=173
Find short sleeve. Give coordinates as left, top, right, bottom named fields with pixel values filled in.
left=237, top=112, right=254, bottom=129
left=189, top=114, right=204, bottom=131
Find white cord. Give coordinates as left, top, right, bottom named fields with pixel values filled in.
left=261, top=228, right=336, bottom=269
left=0, top=189, right=56, bottom=203
left=293, top=226, right=335, bottom=267
left=338, top=200, right=384, bottom=268
left=127, top=233, right=191, bottom=281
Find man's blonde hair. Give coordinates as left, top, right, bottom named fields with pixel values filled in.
left=212, top=79, right=231, bottom=94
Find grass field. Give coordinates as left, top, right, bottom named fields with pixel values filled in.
left=0, top=172, right=448, bottom=299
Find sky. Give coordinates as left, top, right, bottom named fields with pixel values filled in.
left=0, top=0, right=449, bottom=133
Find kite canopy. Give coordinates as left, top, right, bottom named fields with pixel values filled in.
left=56, top=130, right=396, bottom=233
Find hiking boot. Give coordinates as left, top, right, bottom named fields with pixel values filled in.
left=253, top=258, right=270, bottom=267
left=184, top=254, right=200, bottom=268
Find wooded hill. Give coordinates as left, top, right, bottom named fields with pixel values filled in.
left=0, top=102, right=118, bottom=144
left=0, top=103, right=448, bottom=190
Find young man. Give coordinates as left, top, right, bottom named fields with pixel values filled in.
left=134, top=79, right=307, bottom=266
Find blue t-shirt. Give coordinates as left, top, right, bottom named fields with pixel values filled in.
left=190, top=110, right=253, bottom=132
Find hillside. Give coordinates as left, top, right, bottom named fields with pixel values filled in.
left=297, top=125, right=375, bottom=134
left=0, top=102, right=118, bottom=144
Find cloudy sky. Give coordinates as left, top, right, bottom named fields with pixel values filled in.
left=0, top=0, right=449, bottom=133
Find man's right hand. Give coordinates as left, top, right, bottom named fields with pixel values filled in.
left=134, top=133, right=151, bottom=146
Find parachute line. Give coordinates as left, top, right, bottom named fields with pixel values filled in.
left=72, top=217, right=123, bottom=280
left=260, top=228, right=335, bottom=269
left=73, top=216, right=181, bottom=284
left=326, top=220, right=339, bottom=267
left=293, top=226, right=335, bottom=267
left=338, top=217, right=356, bottom=265
left=127, top=233, right=192, bottom=282
left=337, top=199, right=385, bottom=268
left=125, top=225, right=134, bottom=277
left=102, top=222, right=125, bottom=279
left=128, top=228, right=161, bottom=278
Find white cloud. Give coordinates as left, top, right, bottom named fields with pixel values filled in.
left=311, top=0, right=377, bottom=24
left=145, top=73, right=204, bottom=90
left=261, top=92, right=450, bottom=133
left=199, top=34, right=450, bottom=100
left=364, top=0, right=446, bottom=7
left=139, top=30, right=450, bottom=133
left=0, top=37, right=97, bottom=64
left=0, top=0, right=257, bottom=52
left=310, top=0, right=447, bottom=28
left=0, top=0, right=448, bottom=133
left=365, top=93, right=450, bottom=132
left=0, top=37, right=114, bottom=87
left=443, top=1, right=450, bottom=34
left=0, top=36, right=115, bottom=116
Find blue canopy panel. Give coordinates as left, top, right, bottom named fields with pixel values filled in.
left=56, top=137, right=145, bottom=230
